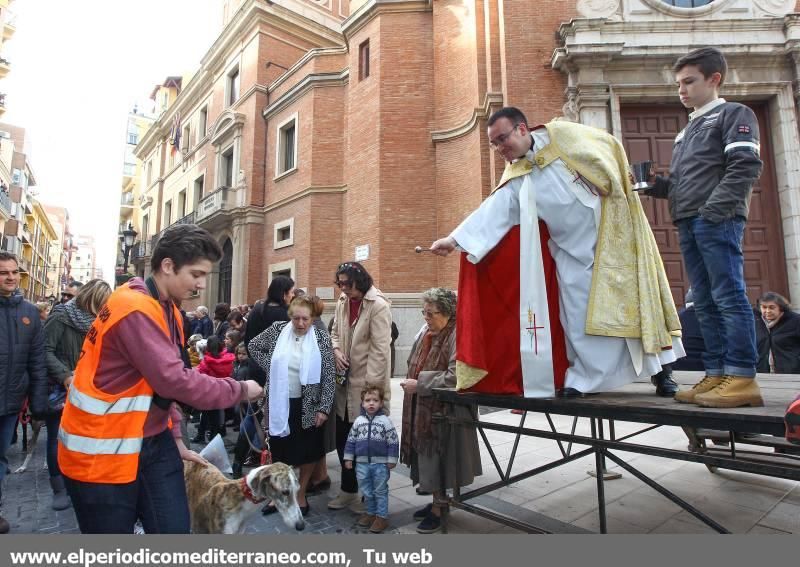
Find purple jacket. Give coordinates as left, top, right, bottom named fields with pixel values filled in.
left=93, top=278, right=247, bottom=440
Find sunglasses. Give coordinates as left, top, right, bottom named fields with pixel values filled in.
left=334, top=280, right=353, bottom=289
left=61, top=293, right=75, bottom=299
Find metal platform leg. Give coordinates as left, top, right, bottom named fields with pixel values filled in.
left=591, top=419, right=608, bottom=533
left=588, top=419, right=623, bottom=480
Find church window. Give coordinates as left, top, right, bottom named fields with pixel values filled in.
left=359, top=40, right=370, bottom=81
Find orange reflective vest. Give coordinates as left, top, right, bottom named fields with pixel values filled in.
left=58, top=283, right=184, bottom=484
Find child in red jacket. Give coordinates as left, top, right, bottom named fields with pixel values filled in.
left=192, top=337, right=236, bottom=444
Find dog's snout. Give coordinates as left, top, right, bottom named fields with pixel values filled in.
left=295, top=520, right=305, bottom=531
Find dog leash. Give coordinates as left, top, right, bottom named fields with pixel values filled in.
left=239, top=401, right=272, bottom=465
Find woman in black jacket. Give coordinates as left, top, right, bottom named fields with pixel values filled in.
left=232, top=275, right=295, bottom=477
left=756, top=292, right=800, bottom=374
left=43, top=279, right=111, bottom=510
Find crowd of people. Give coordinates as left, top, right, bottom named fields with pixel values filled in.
left=0, top=45, right=797, bottom=537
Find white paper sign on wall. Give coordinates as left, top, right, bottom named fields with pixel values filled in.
left=355, top=245, right=370, bottom=262
left=316, top=286, right=335, bottom=300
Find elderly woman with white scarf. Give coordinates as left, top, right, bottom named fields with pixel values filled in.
left=248, top=295, right=336, bottom=515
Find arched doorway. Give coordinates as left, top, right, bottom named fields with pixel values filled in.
left=218, top=238, right=233, bottom=305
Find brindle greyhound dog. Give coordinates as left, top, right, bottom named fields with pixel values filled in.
left=184, top=461, right=304, bottom=534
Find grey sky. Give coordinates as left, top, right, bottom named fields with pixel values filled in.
left=3, top=0, right=220, bottom=282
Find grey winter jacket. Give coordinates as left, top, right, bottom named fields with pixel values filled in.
left=649, top=101, right=762, bottom=224
left=0, top=290, right=47, bottom=416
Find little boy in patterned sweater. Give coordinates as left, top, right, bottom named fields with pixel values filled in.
left=343, top=383, right=399, bottom=533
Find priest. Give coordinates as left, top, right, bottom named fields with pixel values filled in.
left=430, top=107, right=684, bottom=398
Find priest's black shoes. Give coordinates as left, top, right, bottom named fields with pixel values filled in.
left=651, top=369, right=679, bottom=397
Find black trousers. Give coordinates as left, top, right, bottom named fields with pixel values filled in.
left=335, top=413, right=358, bottom=494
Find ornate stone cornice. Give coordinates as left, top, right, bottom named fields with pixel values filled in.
left=264, top=184, right=347, bottom=212
left=341, top=0, right=432, bottom=41
left=262, top=70, right=349, bottom=120
left=431, top=92, right=504, bottom=143
left=267, top=46, right=348, bottom=93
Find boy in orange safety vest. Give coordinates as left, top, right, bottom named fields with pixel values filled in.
left=58, top=224, right=263, bottom=533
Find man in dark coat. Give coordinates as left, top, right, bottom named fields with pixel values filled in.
left=0, top=252, right=47, bottom=533
left=194, top=306, right=214, bottom=338
left=755, top=292, right=800, bottom=374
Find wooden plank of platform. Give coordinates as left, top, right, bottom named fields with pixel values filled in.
left=455, top=495, right=592, bottom=534
left=433, top=371, right=798, bottom=437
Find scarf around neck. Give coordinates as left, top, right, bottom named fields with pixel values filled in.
left=400, top=317, right=456, bottom=461
left=268, top=323, right=322, bottom=437
left=53, top=300, right=95, bottom=334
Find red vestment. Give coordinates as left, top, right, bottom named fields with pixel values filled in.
left=456, top=223, right=569, bottom=395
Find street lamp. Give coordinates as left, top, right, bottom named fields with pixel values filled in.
left=122, top=223, right=138, bottom=273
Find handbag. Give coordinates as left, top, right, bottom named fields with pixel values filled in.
left=47, top=384, right=67, bottom=414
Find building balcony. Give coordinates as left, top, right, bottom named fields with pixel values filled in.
left=132, top=236, right=156, bottom=260
left=21, top=222, right=31, bottom=244
left=195, top=187, right=231, bottom=224
left=0, top=189, right=10, bottom=218
left=0, top=93, right=6, bottom=118
left=172, top=211, right=196, bottom=227
left=1, top=235, right=21, bottom=256
left=18, top=256, right=30, bottom=273
left=120, top=191, right=134, bottom=206
left=0, top=58, right=10, bottom=79
left=4, top=218, right=21, bottom=239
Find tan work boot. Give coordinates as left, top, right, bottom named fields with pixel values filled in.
left=694, top=376, right=764, bottom=408
left=357, top=513, right=375, bottom=528
left=369, top=516, right=390, bottom=533
left=674, top=376, right=723, bottom=404
left=327, top=491, right=360, bottom=510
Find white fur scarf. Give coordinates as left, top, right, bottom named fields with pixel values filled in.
left=268, top=324, right=322, bottom=437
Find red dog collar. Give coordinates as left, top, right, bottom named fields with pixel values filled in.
left=240, top=476, right=267, bottom=504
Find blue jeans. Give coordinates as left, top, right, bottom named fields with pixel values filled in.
left=355, top=462, right=390, bottom=519
left=0, top=413, right=18, bottom=486
left=677, top=216, right=757, bottom=377
left=63, top=429, right=190, bottom=533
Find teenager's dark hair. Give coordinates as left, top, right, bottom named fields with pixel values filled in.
left=150, top=224, right=223, bottom=272
left=487, top=107, right=529, bottom=128
left=673, top=47, right=727, bottom=86
left=335, top=261, right=373, bottom=295
left=206, top=336, right=222, bottom=357
left=759, top=292, right=790, bottom=313
left=266, top=275, right=295, bottom=306
left=214, top=302, right=230, bottom=322
left=0, top=252, right=18, bottom=265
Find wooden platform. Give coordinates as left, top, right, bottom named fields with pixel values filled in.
left=435, top=371, right=799, bottom=437
left=431, top=371, right=800, bottom=533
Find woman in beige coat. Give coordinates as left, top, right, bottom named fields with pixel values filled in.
left=328, top=262, right=393, bottom=512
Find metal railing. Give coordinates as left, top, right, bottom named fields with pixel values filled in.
left=172, top=211, right=196, bottom=226
left=0, top=189, right=10, bottom=215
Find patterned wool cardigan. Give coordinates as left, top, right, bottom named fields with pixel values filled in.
left=343, top=409, right=400, bottom=465
left=248, top=321, right=336, bottom=430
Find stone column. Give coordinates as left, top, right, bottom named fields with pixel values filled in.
left=576, top=84, right=611, bottom=131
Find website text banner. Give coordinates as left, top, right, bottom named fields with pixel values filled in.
left=0, top=535, right=792, bottom=567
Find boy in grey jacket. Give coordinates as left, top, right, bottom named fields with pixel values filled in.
left=343, top=383, right=398, bottom=533
left=646, top=47, right=763, bottom=408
